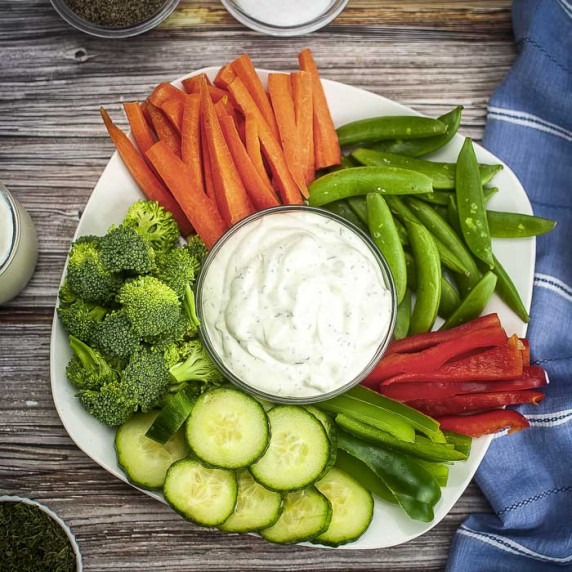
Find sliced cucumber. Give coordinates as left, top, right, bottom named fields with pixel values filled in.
left=185, top=388, right=269, bottom=469
left=305, top=406, right=337, bottom=477
left=314, top=467, right=374, bottom=547
left=219, top=470, right=283, bottom=533
left=163, top=458, right=237, bottom=526
left=260, top=487, right=332, bottom=544
left=250, top=406, right=330, bottom=491
left=115, top=411, right=189, bottom=490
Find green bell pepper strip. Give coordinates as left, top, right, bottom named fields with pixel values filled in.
left=439, top=275, right=462, bottom=320
left=337, top=431, right=442, bottom=522
left=322, top=199, right=369, bottom=233
left=308, top=167, right=433, bottom=207
left=367, top=193, right=408, bottom=304
left=347, top=196, right=369, bottom=225
left=440, top=271, right=498, bottom=330
left=368, top=106, right=464, bottom=158
left=406, top=221, right=442, bottom=334
left=487, top=210, right=557, bottom=238
left=335, top=449, right=397, bottom=504
left=443, top=430, right=472, bottom=457
left=337, top=116, right=448, bottom=147
left=394, top=287, right=411, bottom=340
left=352, top=148, right=502, bottom=191
left=406, top=457, right=450, bottom=487
left=456, top=138, right=494, bottom=267
left=317, top=394, right=416, bottom=443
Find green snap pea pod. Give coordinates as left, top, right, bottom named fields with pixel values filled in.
left=353, top=148, right=502, bottom=191
left=421, top=186, right=498, bottom=209
left=484, top=187, right=499, bottom=204
left=337, top=116, right=448, bottom=147
left=447, top=193, right=462, bottom=233
left=406, top=221, right=442, bottom=334
left=394, top=288, right=411, bottom=340
left=394, top=217, right=410, bottom=247
left=308, top=167, right=433, bottom=207
left=386, top=196, right=471, bottom=276
left=368, top=106, right=463, bottom=158
left=322, top=199, right=369, bottom=233
left=404, top=250, right=417, bottom=289
left=367, top=193, right=407, bottom=304
left=347, top=196, right=369, bottom=225
left=456, top=138, right=494, bottom=267
left=440, top=271, right=497, bottom=330
left=487, top=211, right=557, bottom=238
left=438, top=275, right=461, bottom=320
left=433, top=205, right=449, bottom=220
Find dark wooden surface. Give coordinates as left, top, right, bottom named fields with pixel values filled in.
left=0, top=1, right=516, bottom=569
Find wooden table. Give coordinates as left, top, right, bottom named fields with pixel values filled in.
left=0, top=1, right=516, bottom=569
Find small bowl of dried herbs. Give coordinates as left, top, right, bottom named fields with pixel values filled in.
left=0, top=496, right=82, bottom=572
left=50, top=0, right=180, bottom=38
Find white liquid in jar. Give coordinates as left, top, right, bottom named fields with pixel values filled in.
left=0, top=191, right=15, bottom=268
left=234, top=0, right=334, bottom=26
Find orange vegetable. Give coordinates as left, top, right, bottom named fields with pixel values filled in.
left=199, top=78, right=255, bottom=225
left=200, top=120, right=215, bottom=200
left=146, top=101, right=181, bottom=156
left=181, top=94, right=203, bottom=194
left=140, top=102, right=154, bottom=130
left=161, top=98, right=184, bottom=132
left=123, top=102, right=156, bottom=155
left=220, top=115, right=280, bottom=210
left=245, top=114, right=273, bottom=190
left=181, top=73, right=213, bottom=93
left=291, top=71, right=315, bottom=185
left=146, top=140, right=227, bottom=249
left=298, top=48, right=341, bottom=169
left=149, top=82, right=186, bottom=108
left=100, top=107, right=191, bottom=236
left=185, top=80, right=232, bottom=104
left=214, top=64, right=236, bottom=89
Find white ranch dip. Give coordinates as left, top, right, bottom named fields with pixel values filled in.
left=200, top=210, right=393, bottom=398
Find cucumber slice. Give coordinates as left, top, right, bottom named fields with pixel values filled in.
left=314, top=467, right=374, bottom=547
left=250, top=406, right=330, bottom=491
left=163, top=458, right=237, bottom=526
left=219, top=470, right=283, bottom=533
left=185, top=388, right=269, bottom=469
left=115, top=411, right=189, bottom=490
left=260, top=487, right=332, bottom=544
left=305, top=406, right=337, bottom=477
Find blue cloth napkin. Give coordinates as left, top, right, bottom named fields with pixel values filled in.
left=446, top=1, right=572, bottom=570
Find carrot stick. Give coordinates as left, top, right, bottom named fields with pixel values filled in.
left=214, top=64, right=236, bottom=89
left=149, top=83, right=186, bottom=108
left=298, top=48, right=341, bottom=169
left=231, top=54, right=280, bottom=140
left=181, top=73, right=213, bottom=93
left=100, top=107, right=192, bottom=236
left=146, top=101, right=181, bottom=156
left=123, top=102, right=156, bottom=155
left=291, top=71, right=315, bottom=185
left=146, top=141, right=227, bottom=249
left=199, top=78, right=255, bottom=225
left=140, top=102, right=154, bottom=130
left=161, top=98, right=184, bottom=132
left=229, top=77, right=303, bottom=205
left=244, top=115, right=273, bottom=189
left=181, top=94, right=203, bottom=194
left=200, top=120, right=215, bottom=200
left=214, top=98, right=229, bottom=121
left=220, top=115, right=280, bottom=210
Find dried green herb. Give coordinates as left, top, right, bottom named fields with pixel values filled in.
left=65, top=0, right=168, bottom=28
left=0, top=502, right=76, bottom=572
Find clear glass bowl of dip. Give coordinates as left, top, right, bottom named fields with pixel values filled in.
left=220, top=0, right=348, bottom=37
left=195, top=205, right=397, bottom=405
left=49, top=0, right=180, bottom=39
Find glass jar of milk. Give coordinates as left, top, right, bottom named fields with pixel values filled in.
left=0, top=183, right=38, bottom=305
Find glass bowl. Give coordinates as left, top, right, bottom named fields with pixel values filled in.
left=195, top=205, right=397, bottom=405
left=220, top=0, right=348, bottom=37
left=49, top=0, right=180, bottom=39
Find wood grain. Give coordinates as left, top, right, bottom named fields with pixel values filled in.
left=0, top=0, right=511, bottom=569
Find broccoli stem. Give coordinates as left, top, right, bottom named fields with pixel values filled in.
left=183, top=284, right=200, bottom=327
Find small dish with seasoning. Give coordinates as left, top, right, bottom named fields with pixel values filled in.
left=196, top=206, right=397, bottom=404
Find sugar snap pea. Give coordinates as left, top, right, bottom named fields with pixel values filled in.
left=404, top=250, right=417, bottom=289
left=368, top=106, right=463, bottom=158
left=394, top=288, right=411, bottom=340
left=308, top=167, right=433, bottom=207
left=487, top=211, right=556, bottom=238
left=367, top=193, right=408, bottom=304
left=484, top=187, right=499, bottom=204
left=438, top=276, right=462, bottom=320
left=322, top=199, right=369, bottom=233
left=394, top=216, right=410, bottom=247
left=347, top=196, right=369, bottom=225
left=406, top=221, right=441, bottom=335
left=415, top=185, right=498, bottom=208
left=352, top=148, right=502, bottom=190
left=440, top=271, right=497, bottom=330
left=337, top=116, right=448, bottom=147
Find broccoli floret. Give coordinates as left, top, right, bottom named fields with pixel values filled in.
left=121, top=348, right=171, bottom=412
left=57, top=300, right=107, bottom=344
left=58, top=281, right=78, bottom=306
left=122, top=200, right=180, bottom=256
left=186, top=235, right=207, bottom=265
left=100, top=226, right=156, bottom=275
left=91, top=311, right=141, bottom=358
left=66, top=335, right=117, bottom=390
left=169, top=339, right=224, bottom=386
left=78, top=383, right=136, bottom=427
left=154, top=248, right=200, bottom=298
left=66, top=237, right=123, bottom=304
left=118, top=276, right=181, bottom=338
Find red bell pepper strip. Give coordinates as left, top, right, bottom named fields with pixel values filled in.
left=386, top=314, right=501, bottom=356
left=381, top=341, right=523, bottom=385
left=436, top=410, right=530, bottom=437
left=520, top=338, right=530, bottom=365
left=364, top=327, right=507, bottom=386
left=407, top=390, right=545, bottom=417
left=381, top=366, right=548, bottom=401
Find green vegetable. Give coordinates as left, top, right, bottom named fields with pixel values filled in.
left=407, top=458, right=449, bottom=487
left=443, top=430, right=472, bottom=457
left=484, top=186, right=499, bottom=204
left=405, top=250, right=417, bottom=288
left=394, top=287, right=411, bottom=340
left=100, top=225, right=156, bottom=274
left=66, top=335, right=117, bottom=390
left=347, top=196, right=369, bottom=225
left=337, top=116, right=447, bottom=147
left=367, top=192, right=407, bottom=304
left=439, top=275, right=461, bottom=319
left=488, top=254, right=530, bottom=323
left=394, top=216, right=410, bottom=246
left=78, top=382, right=136, bottom=427
left=57, top=300, right=107, bottom=344
left=487, top=210, right=556, bottom=238
left=154, top=247, right=200, bottom=298
left=58, top=281, right=78, bottom=305
left=322, top=199, right=369, bottom=232
left=186, top=235, right=208, bottom=264
left=169, top=339, right=224, bottom=386
left=308, top=167, right=433, bottom=207
left=92, top=310, right=141, bottom=358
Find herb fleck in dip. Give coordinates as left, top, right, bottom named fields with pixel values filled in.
left=64, top=0, right=168, bottom=28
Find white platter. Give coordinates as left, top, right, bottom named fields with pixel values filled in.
left=50, top=67, right=534, bottom=549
